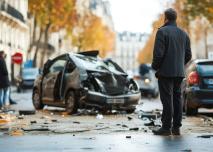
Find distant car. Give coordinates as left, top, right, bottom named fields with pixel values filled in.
left=182, top=59, right=213, bottom=115
left=32, top=51, right=141, bottom=114
left=16, top=68, right=39, bottom=92
left=133, top=64, right=159, bottom=98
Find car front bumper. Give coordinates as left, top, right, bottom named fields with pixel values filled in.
left=186, top=87, right=213, bottom=108
left=85, top=90, right=141, bottom=110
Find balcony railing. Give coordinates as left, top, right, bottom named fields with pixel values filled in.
left=0, top=1, right=25, bottom=23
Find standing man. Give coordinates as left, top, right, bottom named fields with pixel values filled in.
left=152, top=8, right=192, bottom=136
left=0, top=51, right=10, bottom=110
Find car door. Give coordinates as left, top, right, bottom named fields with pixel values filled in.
left=42, top=58, right=67, bottom=102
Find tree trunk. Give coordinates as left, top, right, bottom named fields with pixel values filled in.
left=27, top=17, right=37, bottom=60
left=204, top=27, right=208, bottom=59
left=39, top=23, right=51, bottom=68
left=33, top=28, right=44, bottom=67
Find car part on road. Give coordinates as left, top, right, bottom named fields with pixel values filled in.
left=19, top=110, right=36, bottom=115
left=197, top=135, right=213, bottom=138
left=22, top=127, right=50, bottom=132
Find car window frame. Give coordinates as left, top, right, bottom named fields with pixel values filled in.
left=45, top=55, right=68, bottom=75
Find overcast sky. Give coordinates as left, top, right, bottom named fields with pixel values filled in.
left=108, top=0, right=173, bottom=33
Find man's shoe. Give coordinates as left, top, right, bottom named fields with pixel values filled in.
left=152, top=127, right=171, bottom=136
left=172, top=128, right=180, bottom=135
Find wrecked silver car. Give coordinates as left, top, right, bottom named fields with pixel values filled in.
left=32, top=51, right=141, bottom=114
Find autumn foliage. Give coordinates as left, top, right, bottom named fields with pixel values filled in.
left=138, top=0, right=212, bottom=64
left=71, top=14, right=115, bottom=57
left=28, top=0, right=115, bottom=61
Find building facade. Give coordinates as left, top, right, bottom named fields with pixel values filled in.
left=0, top=0, right=28, bottom=77
left=110, top=31, right=149, bottom=72
left=89, top=0, right=114, bottom=30
left=191, top=28, right=213, bottom=59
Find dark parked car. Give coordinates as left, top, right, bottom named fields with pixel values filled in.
left=16, top=68, right=39, bottom=92
left=32, top=51, right=141, bottom=114
left=182, top=59, right=213, bottom=115
left=133, top=64, right=159, bottom=98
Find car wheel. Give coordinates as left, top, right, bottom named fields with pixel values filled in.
left=184, top=95, right=198, bottom=116
left=152, top=91, right=159, bottom=98
left=65, top=91, right=78, bottom=114
left=32, top=89, right=44, bottom=110
left=185, top=105, right=198, bottom=116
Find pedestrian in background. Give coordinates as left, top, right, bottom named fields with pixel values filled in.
left=151, top=8, right=192, bottom=136
left=0, top=51, right=10, bottom=110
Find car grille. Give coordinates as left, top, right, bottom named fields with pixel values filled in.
left=104, top=85, right=125, bottom=95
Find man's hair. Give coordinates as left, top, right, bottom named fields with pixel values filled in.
left=0, top=50, right=4, bottom=57
left=164, top=8, right=177, bottom=21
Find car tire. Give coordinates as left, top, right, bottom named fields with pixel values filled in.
left=32, top=89, right=44, bottom=110
left=185, top=105, right=198, bottom=116
left=184, top=94, right=198, bottom=116
left=65, top=91, right=78, bottom=114
left=152, top=91, right=159, bottom=98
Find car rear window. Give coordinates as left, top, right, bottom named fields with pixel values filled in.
left=197, top=64, right=213, bottom=75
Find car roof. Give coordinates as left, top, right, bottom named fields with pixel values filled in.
left=193, top=59, right=213, bottom=64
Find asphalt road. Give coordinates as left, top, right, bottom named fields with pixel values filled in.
left=0, top=89, right=212, bottom=152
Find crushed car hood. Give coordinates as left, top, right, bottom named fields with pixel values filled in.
left=87, top=70, right=129, bottom=95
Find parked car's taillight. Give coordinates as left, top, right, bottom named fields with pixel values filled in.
left=188, top=71, right=199, bottom=85
left=133, top=75, right=141, bottom=80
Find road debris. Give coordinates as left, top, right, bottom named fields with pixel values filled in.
left=181, top=149, right=192, bottom=152
left=30, top=121, right=37, bottom=124
left=19, top=110, right=36, bottom=115
left=0, top=113, right=14, bottom=124
left=197, top=135, right=213, bottom=138
left=73, top=121, right=80, bottom=124
left=17, top=116, right=24, bottom=119
left=122, top=125, right=128, bottom=128
left=127, top=116, right=133, bottom=121
left=96, top=114, right=104, bottom=119
left=126, top=136, right=131, bottom=139
left=22, top=127, right=50, bottom=132
left=51, top=119, right=57, bottom=122
left=129, top=127, right=139, bottom=131
left=10, top=129, right=24, bottom=136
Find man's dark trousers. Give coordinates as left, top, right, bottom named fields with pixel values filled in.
left=158, top=77, right=183, bottom=129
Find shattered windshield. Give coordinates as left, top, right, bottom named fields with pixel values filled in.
left=73, top=55, right=125, bottom=74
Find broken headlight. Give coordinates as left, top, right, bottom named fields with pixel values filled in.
left=128, top=79, right=139, bottom=92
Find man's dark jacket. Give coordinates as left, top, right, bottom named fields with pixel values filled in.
left=151, top=21, right=192, bottom=77
left=0, top=57, right=10, bottom=88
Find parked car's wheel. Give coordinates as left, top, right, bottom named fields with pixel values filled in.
left=32, top=89, right=44, bottom=110
left=65, top=91, right=78, bottom=114
left=184, top=94, right=198, bottom=116
left=152, top=91, right=159, bottom=98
